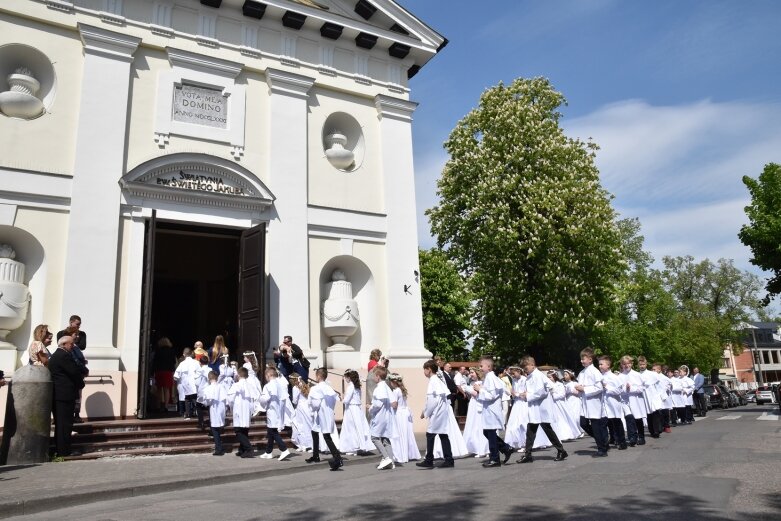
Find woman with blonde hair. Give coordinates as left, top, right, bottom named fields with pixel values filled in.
left=208, top=335, right=228, bottom=373
left=28, top=324, right=52, bottom=366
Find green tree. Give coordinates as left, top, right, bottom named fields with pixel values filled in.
left=660, top=256, right=763, bottom=370
left=419, top=248, right=472, bottom=360
left=739, top=163, right=781, bottom=305
left=426, top=77, right=623, bottom=364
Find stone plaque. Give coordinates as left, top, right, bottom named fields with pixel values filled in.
left=172, top=84, right=228, bottom=129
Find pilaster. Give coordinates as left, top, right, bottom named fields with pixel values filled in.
left=60, top=24, right=139, bottom=369
left=264, top=69, right=317, bottom=362
left=374, top=94, right=430, bottom=367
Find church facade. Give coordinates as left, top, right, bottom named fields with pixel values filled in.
left=0, top=0, right=444, bottom=422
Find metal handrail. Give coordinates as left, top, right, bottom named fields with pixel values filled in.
left=85, top=374, right=114, bottom=384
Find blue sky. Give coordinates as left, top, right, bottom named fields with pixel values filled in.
left=402, top=0, right=781, bottom=284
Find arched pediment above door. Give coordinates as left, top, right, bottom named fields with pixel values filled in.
left=119, top=153, right=275, bottom=211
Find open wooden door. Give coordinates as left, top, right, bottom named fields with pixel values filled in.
left=137, top=210, right=156, bottom=419
left=238, top=223, right=266, bottom=374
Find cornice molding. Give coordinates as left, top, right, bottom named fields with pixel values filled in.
left=78, top=23, right=140, bottom=62
left=265, top=68, right=315, bottom=99
left=374, top=94, right=417, bottom=122
left=166, top=47, right=243, bottom=78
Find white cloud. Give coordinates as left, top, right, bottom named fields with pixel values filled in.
left=565, top=99, right=781, bottom=275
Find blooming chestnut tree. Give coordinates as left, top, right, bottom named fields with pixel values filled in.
left=426, top=77, right=623, bottom=363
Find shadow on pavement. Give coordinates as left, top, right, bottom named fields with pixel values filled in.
left=272, top=489, right=781, bottom=521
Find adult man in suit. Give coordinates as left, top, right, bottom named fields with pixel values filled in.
left=435, top=357, right=458, bottom=407
left=48, top=335, right=85, bottom=456
left=691, top=367, right=707, bottom=417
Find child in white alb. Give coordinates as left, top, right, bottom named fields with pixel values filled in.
left=202, top=371, right=227, bottom=455
left=307, top=368, right=342, bottom=470
left=227, top=367, right=258, bottom=458
left=290, top=376, right=313, bottom=452
left=369, top=365, right=398, bottom=470
left=388, top=373, right=420, bottom=463
left=339, top=370, right=374, bottom=455
left=259, top=367, right=291, bottom=461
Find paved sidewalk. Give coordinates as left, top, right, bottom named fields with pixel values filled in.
left=0, top=449, right=381, bottom=518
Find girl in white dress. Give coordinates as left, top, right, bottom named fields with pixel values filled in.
left=388, top=373, right=421, bottom=463
left=562, top=369, right=583, bottom=435
left=290, top=376, right=313, bottom=452
left=242, top=352, right=263, bottom=415
left=546, top=370, right=582, bottom=441
left=462, top=368, right=490, bottom=458
left=339, top=370, right=374, bottom=455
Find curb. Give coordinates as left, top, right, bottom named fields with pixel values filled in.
left=0, top=455, right=378, bottom=518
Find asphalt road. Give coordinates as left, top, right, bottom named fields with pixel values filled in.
left=7, top=404, right=780, bottom=521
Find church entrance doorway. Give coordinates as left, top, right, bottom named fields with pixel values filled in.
left=137, top=216, right=266, bottom=418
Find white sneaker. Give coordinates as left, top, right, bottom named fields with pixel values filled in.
left=260, top=453, right=274, bottom=459
left=296, top=447, right=305, bottom=453
left=278, top=449, right=291, bottom=461
left=377, top=457, right=393, bottom=470
left=345, top=452, right=356, bottom=456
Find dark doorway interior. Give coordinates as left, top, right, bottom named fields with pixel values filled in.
left=151, top=223, right=241, bottom=359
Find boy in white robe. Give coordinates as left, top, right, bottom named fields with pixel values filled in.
left=259, top=367, right=291, bottom=461
left=307, top=367, right=342, bottom=470
left=575, top=348, right=609, bottom=457
left=173, top=348, right=199, bottom=419
left=618, top=355, right=647, bottom=446
left=654, top=363, right=674, bottom=432
left=369, top=365, right=398, bottom=470
left=202, top=371, right=227, bottom=456
left=416, top=360, right=455, bottom=468
left=599, top=356, right=628, bottom=450
left=473, top=355, right=515, bottom=467
left=517, top=357, right=567, bottom=463
left=194, top=356, right=211, bottom=431
left=227, top=367, right=258, bottom=458
left=637, top=356, right=663, bottom=438
left=680, top=365, right=695, bottom=424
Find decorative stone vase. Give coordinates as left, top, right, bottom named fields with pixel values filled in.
left=324, top=132, right=355, bottom=170
left=0, top=244, right=31, bottom=350
left=0, top=68, right=45, bottom=119
left=322, top=269, right=359, bottom=351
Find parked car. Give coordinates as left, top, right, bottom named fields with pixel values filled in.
left=702, top=384, right=731, bottom=409
left=755, top=386, right=775, bottom=405
left=729, top=390, right=747, bottom=406
left=746, top=390, right=757, bottom=403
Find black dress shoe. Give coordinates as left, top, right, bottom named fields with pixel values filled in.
left=593, top=451, right=608, bottom=458
left=482, top=460, right=501, bottom=468
left=305, top=456, right=321, bottom=463
left=213, top=451, right=225, bottom=456
left=240, top=452, right=256, bottom=459
left=553, top=450, right=568, bottom=462
left=618, top=444, right=628, bottom=450
left=415, top=460, right=434, bottom=468
left=436, top=460, right=454, bottom=468
left=628, top=441, right=637, bottom=447
left=328, top=458, right=343, bottom=471
left=502, top=447, right=514, bottom=464
left=517, top=454, right=533, bottom=464
left=637, top=439, right=646, bottom=446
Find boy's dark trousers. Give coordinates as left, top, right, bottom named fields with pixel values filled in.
left=211, top=427, right=224, bottom=453
left=524, top=422, right=564, bottom=452
left=234, top=427, right=252, bottom=455
left=196, top=403, right=207, bottom=430
left=266, top=427, right=287, bottom=453
left=425, top=432, right=453, bottom=463
left=185, top=394, right=197, bottom=417
left=607, top=418, right=626, bottom=447
left=311, top=430, right=341, bottom=463
left=482, top=429, right=510, bottom=463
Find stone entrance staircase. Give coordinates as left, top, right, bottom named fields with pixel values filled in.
left=63, top=414, right=293, bottom=460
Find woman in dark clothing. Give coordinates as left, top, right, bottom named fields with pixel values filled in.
left=152, top=337, right=177, bottom=411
